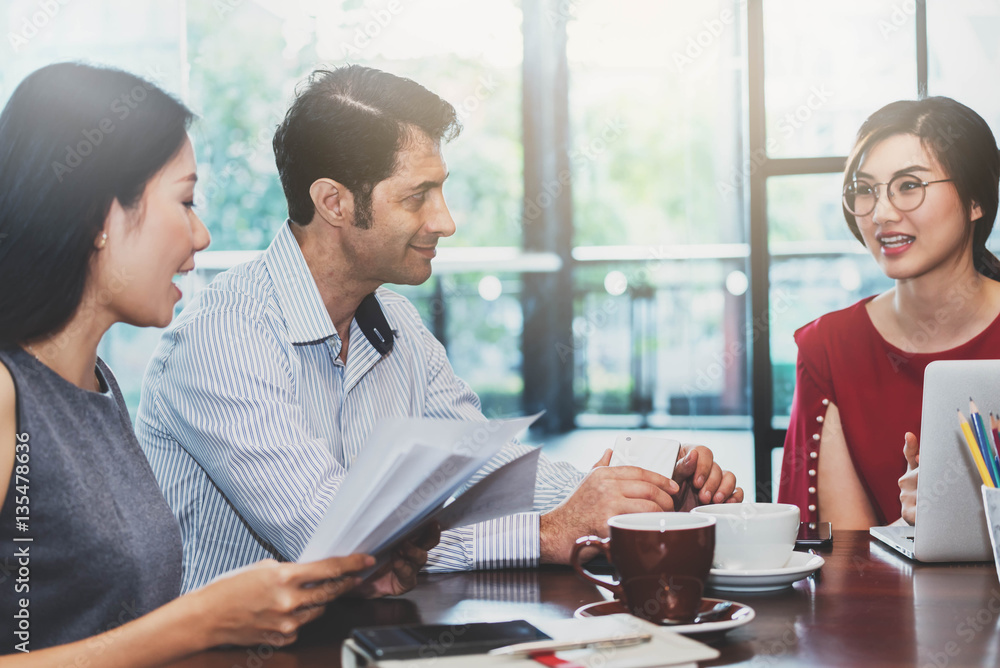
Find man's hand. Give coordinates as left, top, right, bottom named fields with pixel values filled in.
left=670, top=444, right=743, bottom=512
left=899, top=432, right=919, bottom=525
left=353, top=522, right=441, bottom=598
left=539, top=449, right=680, bottom=564
left=597, top=443, right=741, bottom=507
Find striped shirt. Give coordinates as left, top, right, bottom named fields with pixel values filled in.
left=135, top=221, right=585, bottom=592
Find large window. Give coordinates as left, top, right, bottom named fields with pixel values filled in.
left=186, top=0, right=524, bottom=251
left=568, top=0, right=750, bottom=427
left=763, top=0, right=917, bottom=159
left=927, top=1, right=1000, bottom=137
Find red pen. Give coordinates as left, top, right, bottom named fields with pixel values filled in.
left=531, top=655, right=587, bottom=668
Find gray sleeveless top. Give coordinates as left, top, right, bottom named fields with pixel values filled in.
left=0, top=348, right=182, bottom=651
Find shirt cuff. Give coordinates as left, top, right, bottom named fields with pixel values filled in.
left=472, top=512, right=540, bottom=569
left=425, top=526, right=474, bottom=572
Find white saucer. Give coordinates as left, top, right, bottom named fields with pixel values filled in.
left=708, top=551, right=824, bottom=592
left=575, top=597, right=755, bottom=636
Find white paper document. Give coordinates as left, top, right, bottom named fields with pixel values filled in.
left=436, top=448, right=541, bottom=531
left=299, top=414, right=541, bottom=563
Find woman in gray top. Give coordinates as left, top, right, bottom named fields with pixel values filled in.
left=0, top=63, right=435, bottom=664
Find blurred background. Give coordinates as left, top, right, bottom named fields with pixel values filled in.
left=3, top=0, right=998, bottom=499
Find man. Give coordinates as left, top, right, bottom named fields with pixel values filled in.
left=136, top=65, right=743, bottom=593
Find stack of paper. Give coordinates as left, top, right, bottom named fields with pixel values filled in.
left=299, top=414, right=541, bottom=563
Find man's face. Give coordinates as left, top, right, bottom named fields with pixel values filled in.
left=341, top=130, right=455, bottom=287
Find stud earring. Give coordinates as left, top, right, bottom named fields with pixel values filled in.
left=97, top=232, right=108, bottom=249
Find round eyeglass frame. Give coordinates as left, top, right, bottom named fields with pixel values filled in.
left=842, top=176, right=954, bottom=217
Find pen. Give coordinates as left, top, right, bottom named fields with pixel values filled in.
left=488, top=632, right=652, bottom=656
left=530, top=656, right=586, bottom=668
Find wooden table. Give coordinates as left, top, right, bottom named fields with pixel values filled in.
left=169, top=531, right=1000, bottom=667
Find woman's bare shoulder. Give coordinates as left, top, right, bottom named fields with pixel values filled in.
left=0, top=360, right=16, bottom=507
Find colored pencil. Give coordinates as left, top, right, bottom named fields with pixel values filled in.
left=970, top=399, right=1000, bottom=486
left=991, top=413, right=1000, bottom=476
left=959, top=409, right=995, bottom=488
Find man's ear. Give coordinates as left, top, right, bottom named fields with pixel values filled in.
left=309, top=178, right=353, bottom=227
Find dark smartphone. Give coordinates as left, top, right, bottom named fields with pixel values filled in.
left=796, top=521, right=833, bottom=547
left=351, top=620, right=552, bottom=661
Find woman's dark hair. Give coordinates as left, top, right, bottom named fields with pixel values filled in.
left=273, top=65, right=461, bottom=228
left=843, top=96, right=1000, bottom=279
left=0, top=62, right=194, bottom=348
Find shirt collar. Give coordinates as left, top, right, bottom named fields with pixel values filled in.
left=262, top=221, right=397, bottom=355
left=263, top=221, right=337, bottom=345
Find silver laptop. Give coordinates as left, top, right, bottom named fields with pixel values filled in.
left=870, top=359, right=996, bottom=562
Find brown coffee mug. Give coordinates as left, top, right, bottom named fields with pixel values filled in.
left=571, top=512, right=716, bottom=623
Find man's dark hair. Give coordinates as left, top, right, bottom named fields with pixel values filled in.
left=0, top=62, right=194, bottom=348
left=273, top=65, right=461, bottom=229
left=844, top=96, right=1000, bottom=279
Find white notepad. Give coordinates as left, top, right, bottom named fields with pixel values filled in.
left=341, top=614, right=718, bottom=667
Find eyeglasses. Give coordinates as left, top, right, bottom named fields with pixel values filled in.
left=842, top=175, right=954, bottom=217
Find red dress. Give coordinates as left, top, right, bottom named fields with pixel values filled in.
left=778, top=296, right=1000, bottom=525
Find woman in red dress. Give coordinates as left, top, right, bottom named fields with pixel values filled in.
left=778, top=97, right=1000, bottom=528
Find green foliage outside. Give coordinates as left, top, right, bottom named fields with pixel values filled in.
left=185, top=1, right=524, bottom=251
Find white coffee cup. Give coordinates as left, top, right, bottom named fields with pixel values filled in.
left=691, top=502, right=800, bottom=570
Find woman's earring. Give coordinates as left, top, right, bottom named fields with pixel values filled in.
left=97, top=232, right=108, bottom=249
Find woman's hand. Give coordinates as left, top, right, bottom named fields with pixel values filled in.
left=899, top=432, right=919, bottom=525
left=193, top=553, right=374, bottom=648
